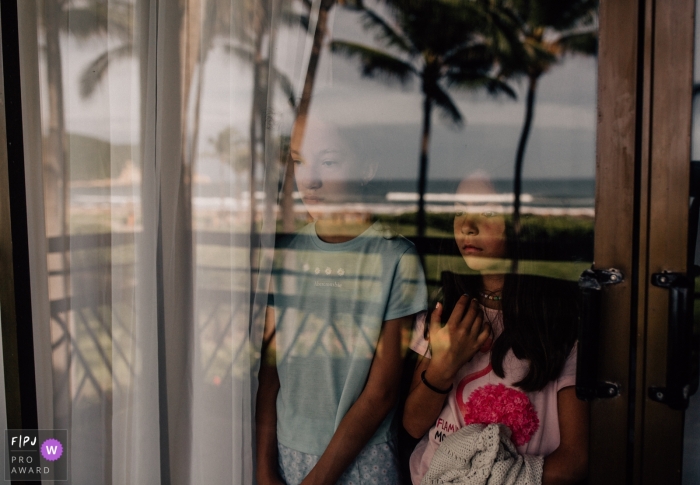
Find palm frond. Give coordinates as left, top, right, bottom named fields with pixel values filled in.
left=443, top=43, right=494, bottom=73
left=280, top=10, right=310, bottom=31
left=104, top=3, right=135, bottom=39
left=224, top=43, right=255, bottom=65
left=558, top=31, right=597, bottom=56
left=79, top=42, right=134, bottom=99
left=428, top=84, right=463, bottom=127
left=62, top=3, right=133, bottom=41
left=226, top=42, right=297, bottom=109
left=272, top=67, right=298, bottom=109
left=359, top=7, right=415, bottom=55
left=445, top=71, right=516, bottom=99
left=338, top=0, right=364, bottom=9
left=473, top=6, right=531, bottom=70
left=330, top=40, right=417, bottom=85
left=522, top=38, right=558, bottom=66
left=529, top=0, right=598, bottom=31
left=61, top=6, right=108, bottom=39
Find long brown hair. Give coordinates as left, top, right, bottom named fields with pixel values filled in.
left=431, top=216, right=579, bottom=392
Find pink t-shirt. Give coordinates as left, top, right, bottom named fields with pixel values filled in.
left=408, top=308, right=577, bottom=485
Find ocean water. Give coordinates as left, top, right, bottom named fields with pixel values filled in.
left=373, top=178, right=594, bottom=207
left=71, top=178, right=595, bottom=216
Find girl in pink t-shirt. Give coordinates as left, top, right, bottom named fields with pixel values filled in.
left=403, top=176, right=589, bottom=485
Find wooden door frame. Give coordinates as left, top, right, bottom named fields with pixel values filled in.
left=593, top=0, right=696, bottom=483
left=638, top=0, right=695, bottom=483
left=589, top=0, right=645, bottom=482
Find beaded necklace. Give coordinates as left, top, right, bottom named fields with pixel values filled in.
left=478, top=291, right=502, bottom=301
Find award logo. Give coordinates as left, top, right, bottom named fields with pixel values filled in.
left=5, top=430, right=68, bottom=481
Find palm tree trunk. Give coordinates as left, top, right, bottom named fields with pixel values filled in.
left=186, top=0, right=220, bottom=173
left=282, top=0, right=336, bottom=233
left=42, top=0, right=71, bottom=441
left=43, top=0, right=67, bottom=238
left=250, top=2, right=266, bottom=229
left=250, top=0, right=274, bottom=321
left=44, top=0, right=69, bottom=271
left=417, top=95, right=433, bottom=238
left=513, top=74, right=537, bottom=235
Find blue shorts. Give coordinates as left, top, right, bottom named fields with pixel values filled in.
left=278, top=440, right=400, bottom=485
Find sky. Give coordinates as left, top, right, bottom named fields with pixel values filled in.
left=52, top=1, right=598, bottom=183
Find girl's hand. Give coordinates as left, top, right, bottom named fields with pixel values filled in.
left=427, top=296, right=491, bottom=383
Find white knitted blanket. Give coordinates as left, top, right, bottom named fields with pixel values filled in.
left=420, top=424, right=544, bottom=485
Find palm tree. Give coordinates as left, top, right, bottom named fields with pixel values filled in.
left=330, top=0, right=516, bottom=237
left=41, top=0, right=67, bottom=239
left=40, top=0, right=131, bottom=236
left=223, top=0, right=300, bottom=234
left=76, top=2, right=135, bottom=98
left=210, top=126, right=250, bottom=216
left=498, top=0, right=597, bottom=231
left=36, top=0, right=138, bottom=460
left=281, top=0, right=337, bottom=232
left=230, top=0, right=343, bottom=233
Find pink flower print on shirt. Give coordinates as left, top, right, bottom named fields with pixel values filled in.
left=462, top=383, right=540, bottom=446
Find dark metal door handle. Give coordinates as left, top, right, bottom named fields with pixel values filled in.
left=649, top=272, right=694, bottom=410
left=576, top=268, right=623, bottom=400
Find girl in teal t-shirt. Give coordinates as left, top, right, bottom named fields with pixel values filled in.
left=256, top=117, right=427, bottom=485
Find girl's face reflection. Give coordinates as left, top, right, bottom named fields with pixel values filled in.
left=452, top=177, right=508, bottom=272
left=291, top=121, right=366, bottom=219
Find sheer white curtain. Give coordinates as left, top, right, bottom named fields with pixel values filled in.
left=17, top=0, right=312, bottom=482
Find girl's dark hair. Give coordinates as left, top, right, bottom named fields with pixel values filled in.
left=431, top=215, right=579, bottom=393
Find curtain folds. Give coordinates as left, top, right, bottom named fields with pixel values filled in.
left=18, top=0, right=310, bottom=482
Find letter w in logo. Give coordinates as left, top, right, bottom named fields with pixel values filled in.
left=45, top=445, right=58, bottom=455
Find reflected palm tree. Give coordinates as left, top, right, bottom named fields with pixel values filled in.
left=38, top=0, right=137, bottom=464
left=76, top=2, right=135, bottom=98
left=211, top=126, right=251, bottom=173
left=80, top=0, right=301, bottom=237
left=282, top=0, right=337, bottom=232
left=498, top=0, right=597, bottom=231
left=41, top=0, right=67, bottom=240
left=272, top=0, right=362, bottom=232
left=224, top=0, right=299, bottom=235
left=209, top=126, right=250, bottom=215
left=330, top=0, right=516, bottom=237
left=42, top=0, right=131, bottom=236
left=76, top=0, right=292, bottom=236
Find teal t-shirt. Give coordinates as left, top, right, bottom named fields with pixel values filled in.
left=269, top=222, right=428, bottom=455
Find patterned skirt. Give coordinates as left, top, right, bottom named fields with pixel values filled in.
left=278, top=440, right=400, bottom=485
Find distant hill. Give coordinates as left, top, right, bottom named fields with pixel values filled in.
left=60, top=133, right=136, bottom=181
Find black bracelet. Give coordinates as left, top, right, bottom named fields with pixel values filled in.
left=421, top=370, right=453, bottom=394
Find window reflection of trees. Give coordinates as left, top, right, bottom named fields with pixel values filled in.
left=41, top=0, right=600, bottom=395
left=330, top=0, right=597, bottom=237
left=35, top=0, right=597, bottom=479
left=330, top=0, right=516, bottom=237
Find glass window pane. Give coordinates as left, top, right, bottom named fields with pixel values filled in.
left=23, top=0, right=597, bottom=481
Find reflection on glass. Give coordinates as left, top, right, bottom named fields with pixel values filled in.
left=330, top=0, right=516, bottom=238
left=405, top=174, right=583, bottom=484
left=26, top=0, right=597, bottom=481
left=261, top=115, right=428, bottom=484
